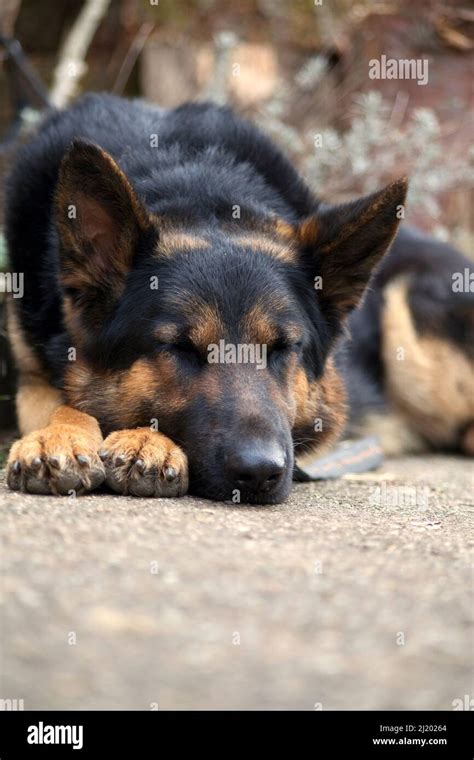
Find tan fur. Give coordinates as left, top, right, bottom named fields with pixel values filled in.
left=101, top=428, right=188, bottom=496
left=61, top=295, right=83, bottom=345
left=16, top=383, right=64, bottom=436
left=242, top=304, right=279, bottom=345
left=231, top=234, right=296, bottom=263
left=156, top=231, right=210, bottom=258
left=382, top=278, right=474, bottom=451
left=293, top=358, right=347, bottom=454
left=8, top=406, right=102, bottom=464
left=351, top=410, right=427, bottom=456
left=7, top=300, right=64, bottom=434
left=153, top=323, right=181, bottom=343
left=7, top=299, right=43, bottom=376
left=103, top=427, right=187, bottom=473
left=120, top=357, right=187, bottom=416
left=7, top=404, right=105, bottom=495
left=189, top=304, right=226, bottom=351
left=296, top=217, right=319, bottom=248
left=274, top=219, right=296, bottom=241
left=64, top=354, right=188, bottom=430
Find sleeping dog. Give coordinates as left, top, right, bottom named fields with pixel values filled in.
left=4, top=94, right=473, bottom=502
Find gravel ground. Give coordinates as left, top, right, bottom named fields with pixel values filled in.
left=1, top=455, right=472, bottom=710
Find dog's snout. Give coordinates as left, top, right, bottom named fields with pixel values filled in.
left=226, top=440, right=286, bottom=494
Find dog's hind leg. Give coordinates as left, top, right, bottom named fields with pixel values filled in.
left=381, top=278, right=474, bottom=454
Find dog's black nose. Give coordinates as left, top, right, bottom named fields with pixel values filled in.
left=226, top=441, right=286, bottom=493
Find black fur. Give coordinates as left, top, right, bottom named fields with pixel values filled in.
left=6, top=94, right=323, bottom=383
left=6, top=93, right=471, bottom=501
left=338, top=225, right=474, bottom=432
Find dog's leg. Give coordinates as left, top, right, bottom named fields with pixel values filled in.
left=99, top=428, right=188, bottom=497
left=6, top=301, right=105, bottom=495
left=7, top=392, right=105, bottom=495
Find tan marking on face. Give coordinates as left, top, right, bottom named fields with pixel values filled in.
left=153, top=323, right=181, bottom=343
left=268, top=362, right=297, bottom=419
left=382, top=278, right=474, bottom=451
left=199, top=370, right=224, bottom=404
left=119, top=358, right=160, bottom=408
left=231, top=234, right=296, bottom=263
left=293, top=366, right=310, bottom=417
left=61, top=294, right=85, bottom=346
left=117, top=355, right=188, bottom=418
left=189, top=304, right=225, bottom=352
left=241, top=304, right=279, bottom=345
left=63, top=288, right=120, bottom=347
left=63, top=360, right=112, bottom=419
left=64, top=355, right=188, bottom=431
left=156, top=231, right=210, bottom=258
left=293, top=357, right=347, bottom=455
left=283, top=323, right=303, bottom=344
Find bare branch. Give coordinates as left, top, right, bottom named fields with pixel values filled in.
left=50, top=0, right=112, bottom=109
left=0, top=0, right=22, bottom=38
left=112, top=21, right=154, bottom=96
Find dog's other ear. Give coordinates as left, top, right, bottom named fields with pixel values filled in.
left=55, top=140, right=152, bottom=320
left=297, top=178, right=408, bottom=327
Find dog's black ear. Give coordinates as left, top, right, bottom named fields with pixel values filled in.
left=297, top=178, right=408, bottom=325
left=55, top=140, right=152, bottom=320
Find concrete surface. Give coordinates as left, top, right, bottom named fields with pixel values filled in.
left=1, top=455, right=473, bottom=710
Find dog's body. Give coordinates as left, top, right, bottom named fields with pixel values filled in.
left=5, top=94, right=473, bottom=502
left=338, top=225, right=474, bottom=457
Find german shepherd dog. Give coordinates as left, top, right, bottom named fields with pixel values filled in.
left=4, top=94, right=473, bottom=503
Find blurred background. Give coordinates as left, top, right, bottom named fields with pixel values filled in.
left=0, top=0, right=473, bottom=435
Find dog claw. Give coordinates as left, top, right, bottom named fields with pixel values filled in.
left=164, top=466, right=177, bottom=482
left=101, top=429, right=188, bottom=497
left=6, top=424, right=106, bottom=496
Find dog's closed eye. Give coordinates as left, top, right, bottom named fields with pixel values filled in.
left=267, top=339, right=302, bottom=360
left=159, top=338, right=207, bottom=366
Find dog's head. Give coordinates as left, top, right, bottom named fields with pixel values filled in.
left=57, top=140, right=407, bottom=503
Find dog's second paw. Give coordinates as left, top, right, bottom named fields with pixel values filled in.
left=7, top=425, right=105, bottom=495
left=100, top=428, right=188, bottom=497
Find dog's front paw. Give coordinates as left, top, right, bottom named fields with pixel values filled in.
left=100, top=428, right=188, bottom=497
left=7, top=425, right=105, bottom=495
